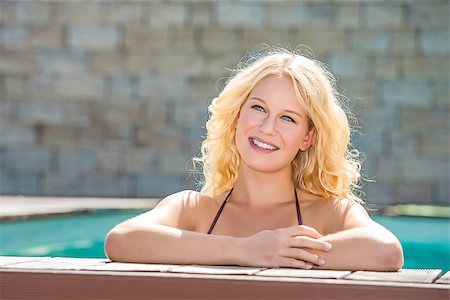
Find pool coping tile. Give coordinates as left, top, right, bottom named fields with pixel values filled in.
left=1, top=257, right=110, bottom=270
left=168, top=265, right=267, bottom=275
left=344, top=268, right=443, bottom=283
left=435, top=271, right=450, bottom=284
left=254, top=268, right=351, bottom=279
left=83, top=261, right=179, bottom=272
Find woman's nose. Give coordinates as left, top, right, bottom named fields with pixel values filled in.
left=258, top=115, right=277, bottom=135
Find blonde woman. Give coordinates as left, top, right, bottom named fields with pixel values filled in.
left=105, top=49, right=404, bottom=271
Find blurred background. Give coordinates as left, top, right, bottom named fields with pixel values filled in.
left=0, top=0, right=448, bottom=206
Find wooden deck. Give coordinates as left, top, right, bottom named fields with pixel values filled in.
left=1, top=256, right=449, bottom=299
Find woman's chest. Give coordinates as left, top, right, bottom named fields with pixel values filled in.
left=198, top=202, right=327, bottom=237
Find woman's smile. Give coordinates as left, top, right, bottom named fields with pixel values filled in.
left=249, top=137, right=280, bottom=153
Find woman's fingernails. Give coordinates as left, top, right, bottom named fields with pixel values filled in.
left=318, top=259, right=325, bottom=265
left=306, top=264, right=313, bottom=269
left=325, top=243, right=332, bottom=250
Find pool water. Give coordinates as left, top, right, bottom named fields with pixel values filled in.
left=0, top=210, right=449, bottom=271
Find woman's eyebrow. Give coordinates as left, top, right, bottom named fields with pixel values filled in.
left=249, top=97, right=302, bottom=118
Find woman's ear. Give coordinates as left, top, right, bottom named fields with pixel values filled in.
left=299, top=127, right=316, bottom=151
left=233, top=111, right=241, bottom=129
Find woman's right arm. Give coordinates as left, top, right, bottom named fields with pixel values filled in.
left=104, top=190, right=243, bottom=265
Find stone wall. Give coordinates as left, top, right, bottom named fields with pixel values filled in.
left=0, top=0, right=448, bottom=205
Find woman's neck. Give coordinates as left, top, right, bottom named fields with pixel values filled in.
left=231, top=165, right=296, bottom=207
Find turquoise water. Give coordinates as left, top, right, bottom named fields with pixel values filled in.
left=0, top=210, right=448, bottom=271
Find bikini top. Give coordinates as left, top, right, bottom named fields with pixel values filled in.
left=207, top=188, right=303, bottom=234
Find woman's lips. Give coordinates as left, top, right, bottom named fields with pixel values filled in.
left=249, top=137, right=279, bottom=152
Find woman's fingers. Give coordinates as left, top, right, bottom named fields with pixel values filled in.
left=277, top=256, right=314, bottom=269
left=281, top=247, right=325, bottom=266
left=289, top=236, right=332, bottom=252
left=286, top=225, right=323, bottom=239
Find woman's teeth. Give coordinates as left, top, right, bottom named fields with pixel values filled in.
left=251, top=138, right=277, bottom=150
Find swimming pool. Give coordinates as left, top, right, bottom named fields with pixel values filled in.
left=1, top=210, right=448, bottom=271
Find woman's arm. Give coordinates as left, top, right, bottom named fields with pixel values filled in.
left=310, top=201, right=404, bottom=271
left=105, top=222, right=243, bottom=265
left=105, top=191, right=241, bottom=265
left=105, top=191, right=331, bottom=267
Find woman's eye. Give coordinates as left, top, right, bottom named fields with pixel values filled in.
left=252, top=105, right=265, bottom=112
left=281, top=115, right=295, bottom=123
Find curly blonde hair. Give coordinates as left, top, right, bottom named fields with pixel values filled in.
left=194, top=48, right=363, bottom=203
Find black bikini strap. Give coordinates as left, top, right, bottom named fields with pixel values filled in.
left=207, top=188, right=233, bottom=234
left=295, top=189, right=303, bottom=225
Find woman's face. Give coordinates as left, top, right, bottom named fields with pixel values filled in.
left=235, top=74, right=315, bottom=174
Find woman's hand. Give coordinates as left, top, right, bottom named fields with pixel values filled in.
left=238, top=225, right=332, bottom=269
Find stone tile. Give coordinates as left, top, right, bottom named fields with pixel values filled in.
left=17, top=100, right=65, bottom=125
left=420, top=31, right=449, bottom=55
left=0, top=121, right=34, bottom=146
left=214, top=2, right=266, bottom=28
left=57, top=2, right=101, bottom=25
left=389, top=30, right=417, bottom=55
left=3, top=148, right=51, bottom=173
left=336, top=3, right=360, bottom=29
left=0, top=26, right=29, bottom=50
left=54, top=75, right=103, bottom=100
left=138, top=76, right=189, bottom=104
left=68, top=26, right=120, bottom=51
left=36, top=50, right=88, bottom=75
left=135, top=176, right=190, bottom=198
left=44, top=172, right=85, bottom=196
left=365, top=4, right=403, bottom=29
left=124, top=27, right=169, bottom=53
left=189, top=2, right=210, bottom=26
left=268, top=2, right=309, bottom=27
left=381, top=80, right=432, bottom=108
left=41, top=125, right=78, bottom=147
left=408, top=3, right=449, bottom=29
left=84, top=172, right=129, bottom=197
left=401, top=56, right=448, bottom=80
left=156, top=53, right=204, bottom=77
left=15, top=2, right=52, bottom=26
left=200, top=28, right=240, bottom=52
left=29, top=25, right=64, bottom=49
left=329, top=53, right=368, bottom=79
left=102, top=2, right=144, bottom=25
left=0, top=52, right=37, bottom=75
left=149, top=2, right=187, bottom=27
left=350, top=31, right=389, bottom=53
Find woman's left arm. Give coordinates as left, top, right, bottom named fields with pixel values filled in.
left=310, top=201, right=404, bottom=271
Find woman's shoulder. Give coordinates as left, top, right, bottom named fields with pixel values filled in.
left=301, top=190, right=359, bottom=212
left=161, top=189, right=224, bottom=213
left=170, top=189, right=222, bottom=204
left=298, top=189, right=365, bottom=233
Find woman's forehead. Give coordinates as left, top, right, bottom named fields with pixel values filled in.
left=248, top=75, right=302, bottom=106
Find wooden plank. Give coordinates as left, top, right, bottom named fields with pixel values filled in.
left=436, top=272, right=450, bottom=284
left=0, top=256, right=49, bottom=267
left=83, top=261, right=179, bottom=272
left=169, top=265, right=265, bottom=275
left=345, top=269, right=442, bottom=283
left=255, top=268, right=351, bottom=279
left=2, top=257, right=109, bottom=270
left=1, top=269, right=448, bottom=300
